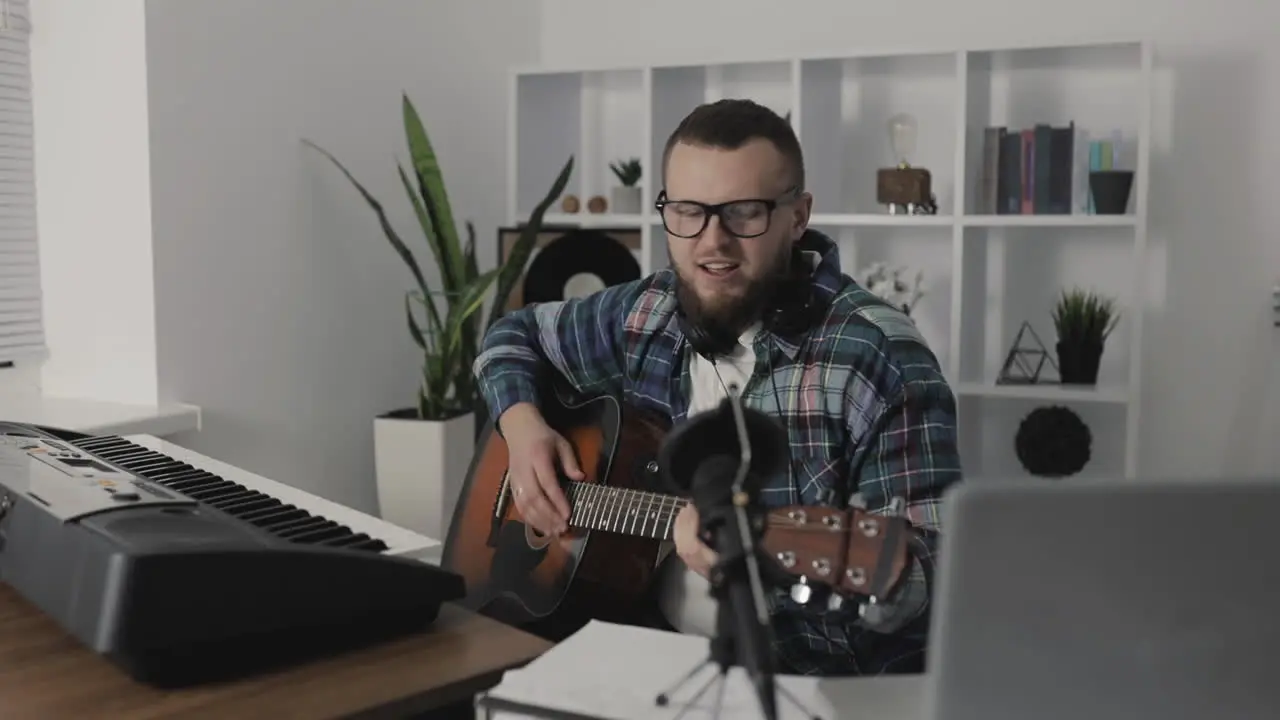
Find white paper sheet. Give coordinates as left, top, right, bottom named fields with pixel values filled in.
left=478, top=619, right=923, bottom=720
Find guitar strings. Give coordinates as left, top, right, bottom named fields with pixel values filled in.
left=560, top=483, right=862, bottom=535
left=561, top=481, right=687, bottom=537
left=548, top=358, right=807, bottom=537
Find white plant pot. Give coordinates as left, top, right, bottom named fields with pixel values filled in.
left=373, top=411, right=474, bottom=542
left=610, top=185, right=642, bottom=215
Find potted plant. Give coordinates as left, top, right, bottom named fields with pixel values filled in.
left=608, top=157, right=642, bottom=214
left=1050, top=287, right=1119, bottom=385
left=856, top=262, right=926, bottom=316
left=305, top=93, right=572, bottom=540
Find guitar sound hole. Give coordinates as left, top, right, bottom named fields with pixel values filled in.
left=495, top=521, right=546, bottom=581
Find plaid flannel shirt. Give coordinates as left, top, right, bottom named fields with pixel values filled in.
left=474, top=229, right=963, bottom=676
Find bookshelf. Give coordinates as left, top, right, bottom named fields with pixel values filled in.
left=507, top=39, right=1153, bottom=480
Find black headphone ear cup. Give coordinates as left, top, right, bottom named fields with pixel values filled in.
left=762, top=274, right=817, bottom=338
left=679, top=310, right=738, bottom=358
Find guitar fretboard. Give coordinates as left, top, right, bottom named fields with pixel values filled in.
left=565, top=482, right=687, bottom=540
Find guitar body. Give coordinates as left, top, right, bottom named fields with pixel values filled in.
left=441, top=393, right=671, bottom=637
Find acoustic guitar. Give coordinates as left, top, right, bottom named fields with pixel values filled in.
left=440, top=393, right=912, bottom=636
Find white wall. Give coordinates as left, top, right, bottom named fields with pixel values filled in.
left=29, top=0, right=157, bottom=404
left=143, top=0, right=540, bottom=513
left=21, top=0, right=539, bottom=514
left=540, top=0, right=1280, bottom=480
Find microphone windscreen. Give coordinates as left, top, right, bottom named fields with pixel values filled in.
left=658, top=397, right=789, bottom=498
left=689, top=453, right=739, bottom=512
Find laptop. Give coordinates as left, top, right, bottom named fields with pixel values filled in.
left=926, top=476, right=1280, bottom=717
left=821, top=477, right=1280, bottom=720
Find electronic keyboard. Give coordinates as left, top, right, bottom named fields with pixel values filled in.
left=0, top=421, right=465, bottom=688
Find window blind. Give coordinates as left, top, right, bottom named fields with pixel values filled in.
left=0, top=0, right=40, bottom=365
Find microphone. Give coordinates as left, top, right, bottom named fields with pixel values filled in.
left=653, top=385, right=792, bottom=720
left=688, top=454, right=738, bottom=523
left=657, top=392, right=788, bottom=499
left=693, top=453, right=779, bottom=720
left=727, top=535, right=777, bottom=720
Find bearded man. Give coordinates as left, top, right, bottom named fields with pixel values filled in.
left=473, top=98, right=963, bottom=676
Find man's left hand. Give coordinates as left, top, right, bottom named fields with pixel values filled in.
left=673, top=504, right=719, bottom=578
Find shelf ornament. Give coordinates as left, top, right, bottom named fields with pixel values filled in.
left=608, top=157, right=642, bottom=215
left=856, top=262, right=925, bottom=316
left=997, top=321, right=1056, bottom=385
left=1015, top=405, right=1093, bottom=478
left=876, top=113, right=938, bottom=216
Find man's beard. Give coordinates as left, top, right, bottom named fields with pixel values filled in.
left=672, top=242, right=792, bottom=343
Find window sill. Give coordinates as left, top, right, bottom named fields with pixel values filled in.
left=0, top=393, right=202, bottom=438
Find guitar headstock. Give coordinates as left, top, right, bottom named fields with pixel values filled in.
left=762, top=504, right=913, bottom=611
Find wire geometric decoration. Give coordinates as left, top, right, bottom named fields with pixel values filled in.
left=997, top=321, right=1057, bottom=385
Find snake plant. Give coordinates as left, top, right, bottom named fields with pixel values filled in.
left=305, top=93, right=573, bottom=420
left=1050, top=287, right=1120, bottom=346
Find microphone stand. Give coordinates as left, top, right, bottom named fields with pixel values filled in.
left=653, top=384, right=823, bottom=720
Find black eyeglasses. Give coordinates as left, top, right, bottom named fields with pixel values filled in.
left=654, top=187, right=799, bottom=239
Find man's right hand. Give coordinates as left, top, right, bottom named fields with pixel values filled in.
left=498, top=403, right=582, bottom=536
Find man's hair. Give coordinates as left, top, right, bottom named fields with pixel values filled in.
left=661, top=99, right=805, bottom=192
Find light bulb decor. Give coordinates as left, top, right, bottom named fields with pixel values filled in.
left=876, top=112, right=937, bottom=216
left=888, top=113, right=917, bottom=168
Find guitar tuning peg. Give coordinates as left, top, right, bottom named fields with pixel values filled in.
left=827, top=593, right=844, bottom=611
left=887, top=496, right=906, bottom=516
left=790, top=576, right=812, bottom=604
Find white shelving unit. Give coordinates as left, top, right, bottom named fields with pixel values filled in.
left=507, top=40, right=1153, bottom=481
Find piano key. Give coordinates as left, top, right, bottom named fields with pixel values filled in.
left=67, top=434, right=441, bottom=563
left=291, top=523, right=351, bottom=544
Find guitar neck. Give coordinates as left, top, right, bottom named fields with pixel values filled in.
left=565, top=482, right=686, bottom=540
left=560, top=484, right=913, bottom=605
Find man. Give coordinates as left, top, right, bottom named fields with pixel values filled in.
left=473, top=99, right=963, bottom=675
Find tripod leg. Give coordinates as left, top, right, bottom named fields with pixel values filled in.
left=774, top=680, right=825, bottom=720
left=711, top=672, right=728, bottom=715
left=654, top=657, right=713, bottom=706
left=669, top=671, right=723, bottom=720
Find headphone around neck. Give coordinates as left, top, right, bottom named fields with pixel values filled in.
left=676, top=245, right=819, bottom=358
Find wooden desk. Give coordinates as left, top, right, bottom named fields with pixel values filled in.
left=0, top=583, right=552, bottom=719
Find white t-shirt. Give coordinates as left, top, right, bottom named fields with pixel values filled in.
left=656, top=323, right=761, bottom=637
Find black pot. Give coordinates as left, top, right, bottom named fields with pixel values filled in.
left=1056, top=340, right=1104, bottom=385
left=1089, top=170, right=1134, bottom=215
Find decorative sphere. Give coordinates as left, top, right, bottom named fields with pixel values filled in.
left=1014, top=405, right=1092, bottom=478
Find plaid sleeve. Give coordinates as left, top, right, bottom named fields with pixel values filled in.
left=473, top=279, right=643, bottom=425
left=845, top=343, right=963, bottom=634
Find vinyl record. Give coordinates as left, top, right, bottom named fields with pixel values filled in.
left=521, top=229, right=642, bottom=304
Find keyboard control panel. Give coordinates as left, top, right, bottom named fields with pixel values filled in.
left=0, top=432, right=193, bottom=521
